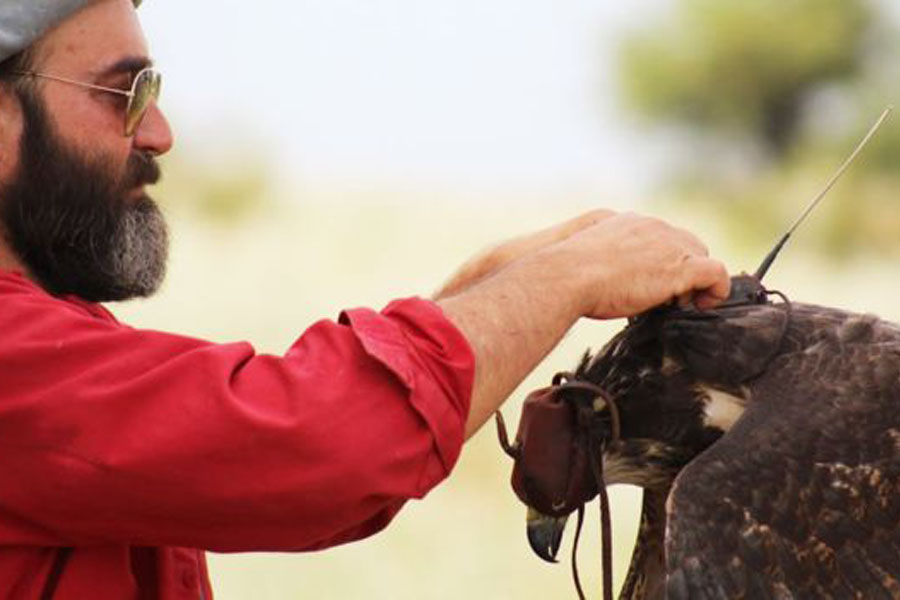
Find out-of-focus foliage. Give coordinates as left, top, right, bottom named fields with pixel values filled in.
left=619, top=0, right=900, bottom=259
left=621, top=0, right=871, bottom=156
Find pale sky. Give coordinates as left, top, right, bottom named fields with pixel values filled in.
left=138, top=0, right=669, bottom=202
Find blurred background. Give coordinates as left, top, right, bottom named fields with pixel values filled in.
left=116, top=0, right=900, bottom=597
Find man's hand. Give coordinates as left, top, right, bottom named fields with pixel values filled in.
left=437, top=210, right=730, bottom=438
left=546, top=212, right=731, bottom=318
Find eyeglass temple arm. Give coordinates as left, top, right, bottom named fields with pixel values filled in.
left=13, top=71, right=134, bottom=98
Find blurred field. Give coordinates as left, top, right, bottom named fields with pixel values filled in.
left=114, top=0, right=900, bottom=595
left=108, top=178, right=900, bottom=599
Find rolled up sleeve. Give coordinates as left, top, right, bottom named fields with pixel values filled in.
left=340, top=298, right=473, bottom=486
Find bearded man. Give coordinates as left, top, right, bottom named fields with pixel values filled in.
left=0, top=1, right=731, bottom=597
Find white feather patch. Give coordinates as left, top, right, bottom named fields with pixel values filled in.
left=696, top=385, right=747, bottom=431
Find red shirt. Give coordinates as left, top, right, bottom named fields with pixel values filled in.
left=0, top=271, right=474, bottom=599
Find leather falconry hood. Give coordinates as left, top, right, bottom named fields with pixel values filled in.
left=508, top=384, right=599, bottom=518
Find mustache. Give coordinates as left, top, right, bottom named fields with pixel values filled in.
left=123, top=152, right=161, bottom=189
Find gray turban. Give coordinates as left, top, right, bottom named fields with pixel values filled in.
left=0, top=0, right=142, bottom=64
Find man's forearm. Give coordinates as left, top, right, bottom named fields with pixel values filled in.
left=438, top=250, right=583, bottom=438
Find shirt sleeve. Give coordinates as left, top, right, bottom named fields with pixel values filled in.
left=0, top=292, right=474, bottom=552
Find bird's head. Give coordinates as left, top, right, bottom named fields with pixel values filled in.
left=501, top=274, right=792, bottom=562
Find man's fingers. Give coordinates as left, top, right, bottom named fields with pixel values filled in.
left=435, top=208, right=621, bottom=301
left=564, top=209, right=617, bottom=237
left=528, top=209, right=619, bottom=258
left=678, top=232, right=709, bottom=258
left=694, top=291, right=722, bottom=311
left=682, top=256, right=731, bottom=308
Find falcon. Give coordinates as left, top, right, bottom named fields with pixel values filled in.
left=505, top=275, right=900, bottom=599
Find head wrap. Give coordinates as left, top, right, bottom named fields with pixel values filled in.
left=0, top=0, right=141, bottom=64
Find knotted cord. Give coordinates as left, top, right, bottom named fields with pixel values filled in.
left=571, top=505, right=587, bottom=599
left=552, top=372, right=620, bottom=600
left=553, top=373, right=622, bottom=443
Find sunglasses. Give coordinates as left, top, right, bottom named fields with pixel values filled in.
left=12, top=67, right=162, bottom=137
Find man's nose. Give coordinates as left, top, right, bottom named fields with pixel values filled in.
left=133, top=102, right=174, bottom=156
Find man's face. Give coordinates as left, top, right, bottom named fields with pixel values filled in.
left=0, top=0, right=174, bottom=302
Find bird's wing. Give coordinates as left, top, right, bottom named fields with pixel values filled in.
left=664, top=340, right=900, bottom=599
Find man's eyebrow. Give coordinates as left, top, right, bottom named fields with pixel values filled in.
left=96, top=56, right=154, bottom=79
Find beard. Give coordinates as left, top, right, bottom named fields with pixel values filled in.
left=0, top=88, right=169, bottom=303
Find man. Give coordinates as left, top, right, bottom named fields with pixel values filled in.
left=0, top=1, right=731, bottom=597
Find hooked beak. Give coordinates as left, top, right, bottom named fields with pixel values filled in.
left=526, top=506, right=568, bottom=563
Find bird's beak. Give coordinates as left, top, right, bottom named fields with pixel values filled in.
left=526, top=506, right=568, bottom=563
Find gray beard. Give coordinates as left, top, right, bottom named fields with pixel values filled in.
left=103, top=196, right=170, bottom=300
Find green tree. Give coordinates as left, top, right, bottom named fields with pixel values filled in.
left=621, top=0, right=872, bottom=157
left=617, top=0, right=900, bottom=259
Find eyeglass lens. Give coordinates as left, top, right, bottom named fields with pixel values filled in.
left=124, top=69, right=162, bottom=136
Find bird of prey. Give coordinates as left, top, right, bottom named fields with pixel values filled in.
left=504, top=275, right=900, bottom=599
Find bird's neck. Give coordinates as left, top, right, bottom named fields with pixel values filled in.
left=602, top=439, right=696, bottom=489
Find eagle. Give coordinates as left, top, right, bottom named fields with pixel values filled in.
left=501, top=274, right=900, bottom=599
